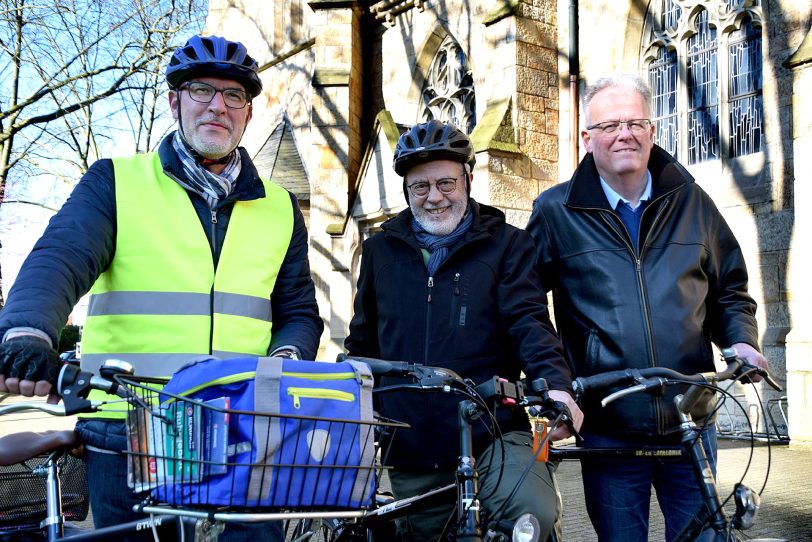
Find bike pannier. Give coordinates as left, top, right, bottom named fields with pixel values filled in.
left=125, top=356, right=379, bottom=509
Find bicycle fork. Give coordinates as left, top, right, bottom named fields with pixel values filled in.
left=674, top=392, right=728, bottom=541
left=456, top=399, right=483, bottom=542
left=35, top=450, right=68, bottom=541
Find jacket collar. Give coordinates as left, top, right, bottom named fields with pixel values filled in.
left=565, top=144, right=694, bottom=209
left=158, top=132, right=266, bottom=203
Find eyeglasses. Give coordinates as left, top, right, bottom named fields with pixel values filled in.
left=180, top=81, right=250, bottom=109
left=586, top=119, right=651, bottom=135
left=406, top=177, right=461, bottom=197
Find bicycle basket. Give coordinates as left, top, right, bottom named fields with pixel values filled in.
left=0, top=452, right=88, bottom=533
left=120, top=356, right=407, bottom=512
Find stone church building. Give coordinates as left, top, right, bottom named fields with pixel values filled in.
left=205, top=0, right=812, bottom=443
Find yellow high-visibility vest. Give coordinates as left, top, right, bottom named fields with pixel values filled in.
left=80, top=152, right=293, bottom=418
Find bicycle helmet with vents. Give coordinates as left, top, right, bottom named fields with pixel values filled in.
left=393, top=120, right=476, bottom=177
left=166, top=35, right=262, bottom=98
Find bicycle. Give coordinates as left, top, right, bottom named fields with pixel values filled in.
left=290, top=350, right=786, bottom=542
left=284, top=355, right=578, bottom=542
left=0, top=361, right=195, bottom=541
left=550, top=347, right=787, bottom=542
left=0, top=359, right=406, bottom=542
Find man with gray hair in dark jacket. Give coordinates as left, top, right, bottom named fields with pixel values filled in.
left=526, top=73, right=768, bottom=541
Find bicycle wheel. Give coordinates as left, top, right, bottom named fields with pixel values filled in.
left=284, top=517, right=339, bottom=542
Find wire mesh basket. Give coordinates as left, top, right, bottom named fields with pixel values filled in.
left=120, top=375, right=405, bottom=512
left=0, top=452, right=88, bottom=533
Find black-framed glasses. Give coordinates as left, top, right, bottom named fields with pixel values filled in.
left=586, top=119, right=651, bottom=135
left=406, top=177, right=461, bottom=197
left=180, top=81, right=250, bottom=109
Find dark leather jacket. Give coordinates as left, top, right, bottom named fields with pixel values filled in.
left=345, top=200, right=570, bottom=470
left=527, top=145, right=759, bottom=437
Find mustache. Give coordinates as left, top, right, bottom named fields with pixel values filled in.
left=195, top=117, right=232, bottom=131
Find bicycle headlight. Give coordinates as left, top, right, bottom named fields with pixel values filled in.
left=512, top=513, right=540, bottom=542
left=732, top=483, right=760, bottom=530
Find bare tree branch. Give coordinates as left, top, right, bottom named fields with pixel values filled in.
left=0, top=0, right=205, bottom=302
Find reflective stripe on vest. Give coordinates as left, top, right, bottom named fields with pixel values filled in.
left=80, top=152, right=293, bottom=417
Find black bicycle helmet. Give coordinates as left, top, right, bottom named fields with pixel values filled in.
left=166, top=35, right=262, bottom=98
left=393, top=120, right=475, bottom=177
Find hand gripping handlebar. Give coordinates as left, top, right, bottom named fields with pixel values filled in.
left=571, top=348, right=782, bottom=406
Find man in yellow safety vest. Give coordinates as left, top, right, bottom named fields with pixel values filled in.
left=0, top=35, right=323, bottom=541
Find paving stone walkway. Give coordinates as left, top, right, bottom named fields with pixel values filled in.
left=554, top=439, right=812, bottom=541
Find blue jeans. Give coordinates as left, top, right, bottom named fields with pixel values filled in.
left=580, top=426, right=717, bottom=542
left=75, top=419, right=283, bottom=542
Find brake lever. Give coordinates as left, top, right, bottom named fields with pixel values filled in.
left=417, top=366, right=466, bottom=389
left=527, top=399, right=584, bottom=445
left=739, top=363, right=783, bottom=391
left=600, top=377, right=668, bottom=407
left=552, top=401, right=584, bottom=445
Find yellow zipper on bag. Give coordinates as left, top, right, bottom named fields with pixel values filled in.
left=287, top=387, right=355, bottom=409
left=283, top=371, right=356, bottom=380
left=169, top=370, right=358, bottom=402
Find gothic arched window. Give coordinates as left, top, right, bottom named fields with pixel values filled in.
left=649, top=47, right=679, bottom=158
left=686, top=9, right=719, bottom=164
left=643, top=0, right=763, bottom=165
left=728, top=16, right=764, bottom=157
left=419, top=36, right=476, bottom=134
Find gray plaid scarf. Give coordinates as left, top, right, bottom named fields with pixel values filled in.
left=172, top=131, right=241, bottom=209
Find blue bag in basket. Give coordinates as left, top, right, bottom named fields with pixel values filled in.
left=153, top=356, right=376, bottom=509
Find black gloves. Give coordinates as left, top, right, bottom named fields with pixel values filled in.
left=0, top=335, right=60, bottom=384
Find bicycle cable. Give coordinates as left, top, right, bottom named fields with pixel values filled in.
left=484, top=409, right=567, bottom=527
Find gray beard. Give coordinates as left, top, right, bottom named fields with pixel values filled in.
left=410, top=200, right=468, bottom=236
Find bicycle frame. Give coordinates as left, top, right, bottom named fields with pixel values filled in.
left=306, top=366, right=556, bottom=542
left=0, top=427, right=192, bottom=541
left=569, top=351, right=786, bottom=542
left=299, top=396, right=492, bottom=542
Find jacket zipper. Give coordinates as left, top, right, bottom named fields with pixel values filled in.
left=424, top=276, right=434, bottom=363
left=450, top=273, right=461, bottom=327
left=597, top=195, right=672, bottom=434
left=209, top=209, right=218, bottom=353
left=637, top=199, right=669, bottom=433
left=164, top=170, right=219, bottom=353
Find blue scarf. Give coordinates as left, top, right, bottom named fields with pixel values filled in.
left=411, top=208, right=474, bottom=276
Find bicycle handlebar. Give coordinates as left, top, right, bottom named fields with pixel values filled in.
left=341, top=354, right=578, bottom=436
left=0, top=361, right=132, bottom=418
left=0, top=401, right=69, bottom=416
left=572, top=350, right=782, bottom=407
left=340, top=354, right=469, bottom=387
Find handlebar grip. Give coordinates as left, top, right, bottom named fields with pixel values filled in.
left=572, top=369, right=638, bottom=397
left=342, top=355, right=416, bottom=377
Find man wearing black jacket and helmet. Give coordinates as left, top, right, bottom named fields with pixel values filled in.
left=345, top=119, right=582, bottom=541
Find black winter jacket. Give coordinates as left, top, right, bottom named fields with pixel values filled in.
left=345, top=200, right=570, bottom=470
left=526, top=145, right=759, bottom=438
left=0, top=134, right=323, bottom=359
